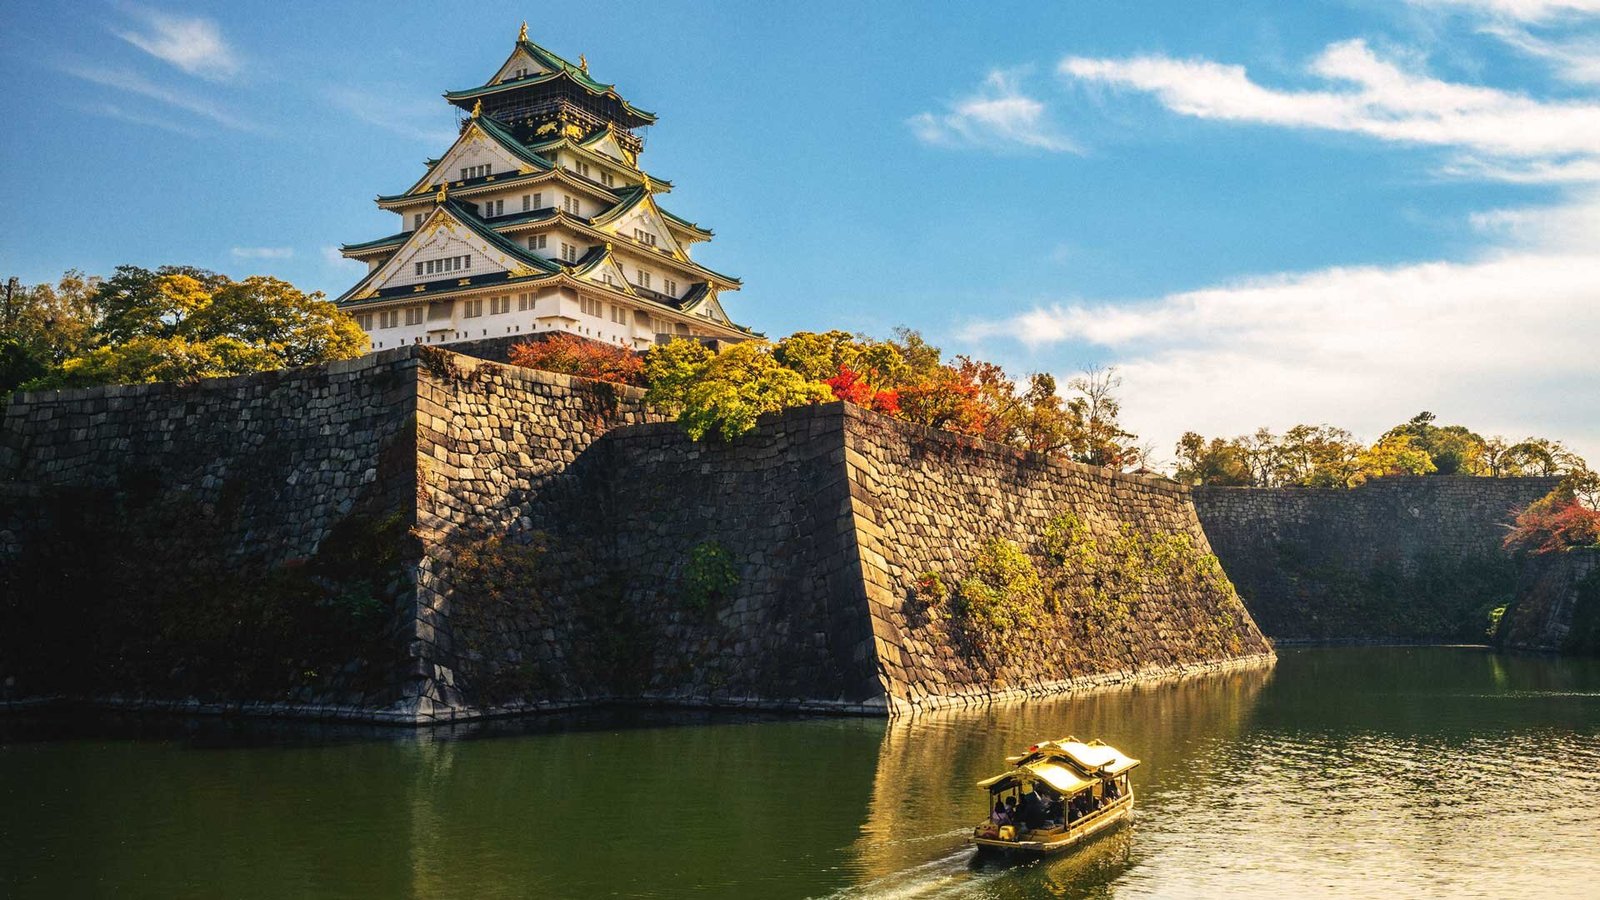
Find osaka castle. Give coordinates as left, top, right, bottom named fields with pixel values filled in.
left=336, top=25, right=749, bottom=352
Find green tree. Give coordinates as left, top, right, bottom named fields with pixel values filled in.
left=645, top=339, right=832, bottom=440
left=28, top=267, right=367, bottom=389
left=1380, top=412, right=1488, bottom=476
left=1354, top=433, right=1438, bottom=484
left=0, top=271, right=99, bottom=394
left=1174, top=432, right=1254, bottom=486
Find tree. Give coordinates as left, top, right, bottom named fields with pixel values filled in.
left=507, top=333, right=644, bottom=385
left=0, top=271, right=99, bottom=394
left=1353, top=433, right=1438, bottom=484
left=1174, top=432, right=1254, bottom=486
left=1380, top=412, right=1488, bottom=476
left=1064, top=366, right=1138, bottom=468
left=645, top=339, right=832, bottom=440
left=1504, top=471, right=1600, bottom=554
left=27, top=268, right=366, bottom=389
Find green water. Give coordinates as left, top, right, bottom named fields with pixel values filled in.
left=3, top=647, right=1599, bottom=898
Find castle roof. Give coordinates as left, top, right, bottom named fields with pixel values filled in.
left=444, top=37, right=656, bottom=127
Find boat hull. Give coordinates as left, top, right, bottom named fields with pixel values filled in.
left=972, top=793, right=1134, bottom=858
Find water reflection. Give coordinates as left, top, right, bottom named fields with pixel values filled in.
left=842, top=665, right=1273, bottom=897
left=3, top=650, right=1599, bottom=899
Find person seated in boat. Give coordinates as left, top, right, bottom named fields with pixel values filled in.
left=1005, top=795, right=1019, bottom=823
left=992, top=798, right=1011, bottom=825
left=1019, top=785, right=1049, bottom=830
left=1045, top=795, right=1065, bottom=824
left=1103, top=777, right=1120, bottom=801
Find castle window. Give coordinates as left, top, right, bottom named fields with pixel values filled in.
left=580, top=297, right=603, bottom=317
left=664, top=279, right=678, bottom=297
left=533, top=192, right=543, bottom=209
left=611, top=305, right=628, bottom=324
left=518, top=292, right=533, bottom=311
left=576, top=162, right=591, bottom=179
left=405, top=306, right=424, bottom=326
left=602, top=272, right=615, bottom=286
left=425, top=260, right=435, bottom=275
left=636, top=269, right=651, bottom=290
left=561, top=242, right=579, bottom=263
left=529, top=234, right=547, bottom=250
left=490, top=296, right=511, bottom=315
left=601, top=171, right=615, bottom=187
left=490, top=199, right=504, bottom=217
left=522, top=194, right=531, bottom=211
left=415, top=262, right=424, bottom=276
left=462, top=255, right=471, bottom=269
left=379, top=310, right=400, bottom=329
left=463, top=298, right=484, bottom=318
left=356, top=313, right=374, bottom=329
left=413, top=213, right=423, bottom=229
left=562, top=195, right=580, bottom=216
left=633, top=229, right=657, bottom=247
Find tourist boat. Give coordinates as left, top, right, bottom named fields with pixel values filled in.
left=971, top=737, right=1140, bottom=858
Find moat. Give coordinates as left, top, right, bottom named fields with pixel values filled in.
left=3, top=646, right=1597, bottom=899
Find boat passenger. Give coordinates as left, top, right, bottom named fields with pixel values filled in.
left=1020, top=787, right=1047, bottom=830
left=1104, top=778, right=1120, bottom=801
left=993, top=799, right=1010, bottom=825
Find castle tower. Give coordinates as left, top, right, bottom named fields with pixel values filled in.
left=337, top=25, right=749, bottom=353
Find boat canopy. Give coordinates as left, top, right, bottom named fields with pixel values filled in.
left=977, top=759, right=1099, bottom=796
left=998, top=737, right=1142, bottom=778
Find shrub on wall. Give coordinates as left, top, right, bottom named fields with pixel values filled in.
left=681, top=541, right=739, bottom=611
left=952, top=538, right=1043, bottom=648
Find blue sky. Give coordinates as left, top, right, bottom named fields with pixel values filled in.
left=3, top=0, right=1598, bottom=463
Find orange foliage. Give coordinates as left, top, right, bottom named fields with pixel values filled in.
left=824, top=364, right=900, bottom=416
left=1504, top=495, right=1600, bottom=554
left=507, top=334, right=645, bottom=386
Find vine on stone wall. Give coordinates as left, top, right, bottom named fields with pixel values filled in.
left=941, top=514, right=1244, bottom=659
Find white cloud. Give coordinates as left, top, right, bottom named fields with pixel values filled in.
left=231, top=246, right=293, bottom=259
left=113, top=5, right=239, bottom=80
left=962, top=191, right=1600, bottom=467
left=1479, top=23, right=1600, bottom=84
left=1405, top=0, right=1600, bottom=22
left=62, top=64, right=260, bottom=132
left=908, top=70, right=1080, bottom=153
left=1059, top=39, right=1600, bottom=182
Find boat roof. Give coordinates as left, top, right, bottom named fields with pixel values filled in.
left=1004, top=737, right=1140, bottom=776
left=979, top=737, right=1140, bottom=794
left=977, top=759, right=1100, bottom=796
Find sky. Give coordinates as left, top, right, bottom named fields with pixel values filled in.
left=2, top=0, right=1598, bottom=466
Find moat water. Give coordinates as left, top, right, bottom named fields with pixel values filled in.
left=3, top=646, right=1598, bottom=898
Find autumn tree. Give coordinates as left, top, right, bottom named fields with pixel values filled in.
left=507, top=333, right=644, bottom=385
left=0, top=271, right=99, bottom=394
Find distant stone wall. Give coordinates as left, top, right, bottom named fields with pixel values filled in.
left=2, top=347, right=1274, bottom=723
left=1497, top=549, right=1600, bottom=654
left=1193, top=478, right=1558, bottom=642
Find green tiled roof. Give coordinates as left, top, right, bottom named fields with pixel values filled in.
left=445, top=38, right=656, bottom=125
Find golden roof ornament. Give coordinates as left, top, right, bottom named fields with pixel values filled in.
left=471, top=99, right=482, bottom=119
left=518, top=21, right=528, bottom=41
left=436, top=181, right=449, bottom=204
left=579, top=54, right=589, bottom=73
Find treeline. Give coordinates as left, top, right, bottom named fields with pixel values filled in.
left=512, top=330, right=1147, bottom=468
left=1, top=267, right=365, bottom=394
left=1174, top=413, right=1587, bottom=489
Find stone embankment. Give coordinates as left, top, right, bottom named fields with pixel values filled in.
left=1193, top=477, right=1558, bottom=642
left=2, top=346, right=1274, bottom=723
left=1496, top=549, right=1600, bottom=654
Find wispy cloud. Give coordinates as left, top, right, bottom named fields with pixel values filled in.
left=1058, top=39, right=1600, bottom=182
left=1405, top=0, right=1600, bottom=22
left=112, top=4, right=239, bottom=80
left=63, top=64, right=260, bottom=132
left=1479, top=23, right=1600, bottom=84
left=231, top=246, right=293, bottom=259
left=908, top=70, right=1079, bottom=153
left=325, top=86, right=458, bottom=145
left=76, top=100, right=201, bottom=137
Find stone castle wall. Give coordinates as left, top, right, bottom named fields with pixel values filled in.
left=1193, top=477, right=1558, bottom=642
left=1497, top=549, right=1600, bottom=654
left=842, top=411, right=1274, bottom=709
left=2, top=347, right=1274, bottom=722
left=0, top=351, right=424, bottom=715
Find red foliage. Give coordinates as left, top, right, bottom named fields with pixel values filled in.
left=507, top=334, right=644, bottom=386
left=825, top=364, right=901, bottom=415
left=1504, top=496, right=1600, bottom=554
